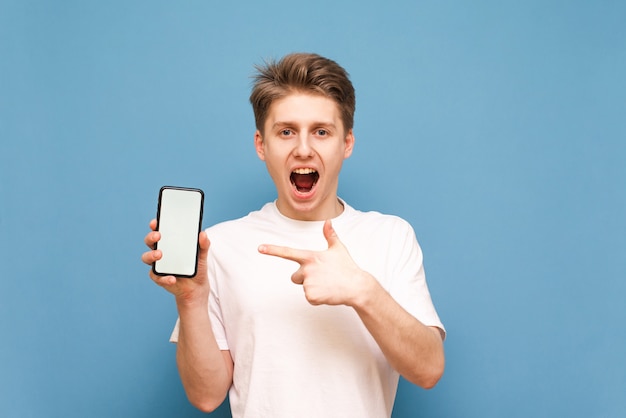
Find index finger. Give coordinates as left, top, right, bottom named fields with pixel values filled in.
left=258, top=244, right=310, bottom=264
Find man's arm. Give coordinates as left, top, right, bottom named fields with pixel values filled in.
left=175, top=301, right=234, bottom=412
left=142, top=221, right=234, bottom=411
left=350, top=274, right=444, bottom=388
left=258, top=220, right=444, bottom=389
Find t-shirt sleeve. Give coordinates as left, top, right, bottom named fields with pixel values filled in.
left=389, top=220, right=446, bottom=339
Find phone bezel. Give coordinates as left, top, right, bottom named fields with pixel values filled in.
left=152, top=186, right=204, bottom=278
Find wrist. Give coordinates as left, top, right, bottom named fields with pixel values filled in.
left=349, top=271, right=381, bottom=310
left=175, top=292, right=209, bottom=313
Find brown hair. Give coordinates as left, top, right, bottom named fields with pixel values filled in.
left=249, top=53, right=356, bottom=134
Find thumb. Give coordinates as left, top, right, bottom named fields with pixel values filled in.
left=323, top=219, right=340, bottom=248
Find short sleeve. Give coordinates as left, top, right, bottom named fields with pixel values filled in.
left=388, top=221, right=446, bottom=339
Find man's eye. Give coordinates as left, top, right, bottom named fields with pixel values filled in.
left=280, top=129, right=293, bottom=136
left=316, top=129, right=328, bottom=136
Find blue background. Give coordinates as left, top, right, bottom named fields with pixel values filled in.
left=1, top=1, right=625, bottom=417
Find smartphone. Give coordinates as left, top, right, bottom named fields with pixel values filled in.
left=152, top=186, right=204, bottom=277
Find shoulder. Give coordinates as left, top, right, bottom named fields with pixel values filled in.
left=344, top=203, right=414, bottom=234
left=338, top=202, right=418, bottom=249
left=205, top=202, right=276, bottom=239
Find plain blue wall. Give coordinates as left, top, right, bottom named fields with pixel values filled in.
left=1, top=1, right=625, bottom=417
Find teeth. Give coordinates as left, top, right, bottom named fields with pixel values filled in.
left=292, top=168, right=317, bottom=174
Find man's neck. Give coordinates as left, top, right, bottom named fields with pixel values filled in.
left=275, top=197, right=344, bottom=221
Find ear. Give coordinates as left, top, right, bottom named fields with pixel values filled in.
left=254, top=130, right=265, bottom=161
left=343, top=129, right=355, bottom=159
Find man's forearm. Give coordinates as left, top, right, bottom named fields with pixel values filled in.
left=352, top=275, right=445, bottom=389
left=176, top=302, right=233, bottom=413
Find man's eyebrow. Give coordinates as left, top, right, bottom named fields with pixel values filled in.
left=271, top=121, right=338, bottom=129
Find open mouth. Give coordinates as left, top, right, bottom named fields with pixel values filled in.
left=290, top=168, right=319, bottom=193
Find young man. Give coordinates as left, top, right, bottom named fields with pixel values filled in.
left=142, top=53, right=445, bottom=418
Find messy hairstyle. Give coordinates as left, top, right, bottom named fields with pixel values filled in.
left=249, top=52, right=356, bottom=134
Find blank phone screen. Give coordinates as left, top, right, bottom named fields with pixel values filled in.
left=153, top=187, right=204, bottom=277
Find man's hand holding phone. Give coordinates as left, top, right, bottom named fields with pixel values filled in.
left=141, top=186, right=210, bottom=305
left=142, top=218, right=211, bottom=304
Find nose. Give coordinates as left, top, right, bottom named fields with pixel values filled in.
left=293, top=135, right=314, bottom=158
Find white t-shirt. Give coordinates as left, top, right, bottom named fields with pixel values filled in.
left=171, top=200, right=445, bottom=418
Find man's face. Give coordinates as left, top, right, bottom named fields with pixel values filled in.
left=255, top=92, right=354, bottom=221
